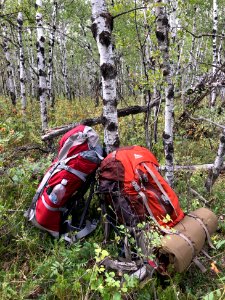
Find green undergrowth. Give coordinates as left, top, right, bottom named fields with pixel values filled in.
left=0, top=97, right=225, bottom=299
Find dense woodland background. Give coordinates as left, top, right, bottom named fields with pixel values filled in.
left=0, top=0, right=225, bottom=299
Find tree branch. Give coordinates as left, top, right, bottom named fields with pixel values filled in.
left=182, top=27, right=225, bottom=39
left=41, top=101, right=160, bottom=141
left=159, top=163, right=225, bottom=172
left=187, top=114, right=225, bottom=129
left=113, top=6, right=147, bottom=19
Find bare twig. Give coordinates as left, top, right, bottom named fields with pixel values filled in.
left=189, top=187, right=209, bottom=205
left=113, top=6, right=147, bottom=19
left=187, top=114, right=225, bottom=129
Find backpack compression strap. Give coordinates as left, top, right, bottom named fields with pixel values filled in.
left=187, top=213, right=215, bottom=249
left=24, top=161, right=61, bottom=218
left=139, top=188, right=211, bottom=272
left=62, top=220, right=98, bottom=243
left=142, top=163, right=177, bottom=216
left=138, top=189, right=196, bottom=258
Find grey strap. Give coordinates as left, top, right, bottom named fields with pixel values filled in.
left=142, top=163, right=177, bottom=215
left=139, top=190, right=195, bottom=257
left=41, top=195, right=66, bottom=212
left=62, top=220, right=98, bottom=243
left=193, top=257, right=207, bottom=273
left=57, top=162, right=87, bottom=182
left=187, top=213, right=215, bottom=249
left=26, top=162, right=60, bottom=216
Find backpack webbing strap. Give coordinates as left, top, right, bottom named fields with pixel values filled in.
left=142, top=163, right=177, bottom=215
left=57, top=163, right=87, bottom=182
left=187, top=213, right=215, bottom=249
left=62, top=220, right=98, bottom=243
left=192, top=257, right=207, bottom=273
left=25, top=161, right=61, bottom=218
left=139, top=190, right=195, bottom=257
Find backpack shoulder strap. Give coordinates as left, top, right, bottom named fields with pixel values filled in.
left=24, top=161, right=60, bottom=218
left=142, top=163, right=177, bottom=216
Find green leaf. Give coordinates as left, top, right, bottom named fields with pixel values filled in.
left=112, top=292, right=122, bottom=300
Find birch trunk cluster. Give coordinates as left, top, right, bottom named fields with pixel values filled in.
left=0, top=0, right=224, bottom=189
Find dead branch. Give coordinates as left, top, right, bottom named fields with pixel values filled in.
left=187, top=114, right=225, bottom=129
left=159, top=163, right=225, bottom=172
left=189, top=187, right=209, bottom=205
left=41, top=101, right=160, bottom=141
left=102, top=258, right=138, bottom=272
left=17, top=145, right=50, bottom=153
left=113, top=6, right=147, bottom=19
left=182, top=27, right=225, bottom=39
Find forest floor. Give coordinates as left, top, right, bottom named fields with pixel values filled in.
left=0, top=97, right=225, bottom=300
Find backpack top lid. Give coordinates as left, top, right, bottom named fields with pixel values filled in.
left=99, top=145, right=159, bottom=183
left=58, top=125, right=102, bottom=161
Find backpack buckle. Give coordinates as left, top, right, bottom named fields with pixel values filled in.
left=132, top=181, right=141, bottom=192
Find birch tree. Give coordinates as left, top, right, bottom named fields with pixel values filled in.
left=211, top=0, right=218, bottom=106
left=2, top=24, right=16, bottom=106
left=91, top=0, right=119, bottom=153
left=155, top=0, right=175, bottom=186
left=17, top=1, right=26, bottom=111
left=36, top=0, right=48, bottom=131
left=47, top=0, right=57, bottom=106
left=27, top=28, right=36, bottom=99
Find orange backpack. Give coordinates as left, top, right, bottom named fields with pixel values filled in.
left=99, top=145, right=184, bottom=228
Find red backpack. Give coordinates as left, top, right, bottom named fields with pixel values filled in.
left=98, top=145, right=184, bottom=228
left=25, top=125, right=103, bottom=239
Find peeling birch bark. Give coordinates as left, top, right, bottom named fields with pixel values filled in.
left=17, top=6, right=26, bottom=111
left=155, top=0, right=175, bottom=186
left=36, top=0, right=48, bottom=131
left=91, top=0, right=119, bottom=153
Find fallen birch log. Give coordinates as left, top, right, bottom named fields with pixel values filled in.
left=159, top=163, right=225, bottom=172
left=41, top=102, right=159, bottom=141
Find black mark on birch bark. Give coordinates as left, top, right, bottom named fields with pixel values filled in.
left=100, top=63, right=117, bottom=80
left=99, top=31, right=111, bottom=47
left=156, top=31, right=165, bottom=42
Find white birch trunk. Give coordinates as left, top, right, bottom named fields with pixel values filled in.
left=36, top=0, right=48, bottom=131
left=205, top=129, right=225, bottom=192
left=218, top=31, right=225, bottom=104
left=27, top=28, right=36, bottom=99
left=217, top=30, right=224, bottom=65
left=91, top=0, right=119, bottom=153
left=2, top=24, right=16, bottom=106
left=155, top=0, right=175, bottom=186
left=47, top=0, right=57, bottom=106
left=168, top=0, right=178, bottom=41
left=17, top=7, right=26, bottom=111
left=188, top=7, right=197, bottom=87
left=211, top=0, right=218, bottom=106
